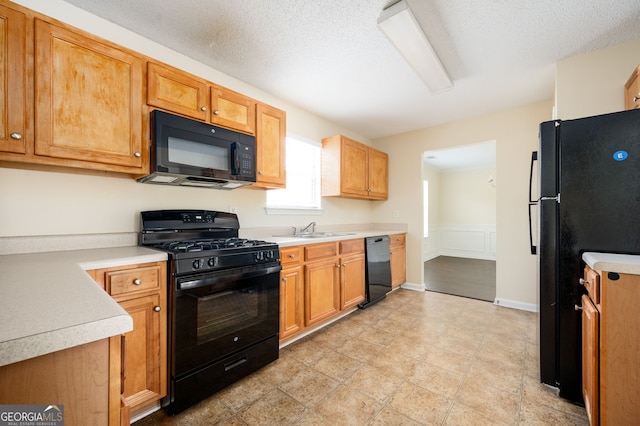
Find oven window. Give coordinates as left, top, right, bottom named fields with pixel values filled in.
left=194, top=287, right=262, bottom=345
left=168, top=136, right=229, bottom=170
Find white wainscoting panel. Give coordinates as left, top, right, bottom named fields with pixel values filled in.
left=423, top=224, right=496, bottom=261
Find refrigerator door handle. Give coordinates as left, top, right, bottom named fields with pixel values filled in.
left=528, top=151, right=538, bottom=254
left=529, top=151, right=538, bottom=203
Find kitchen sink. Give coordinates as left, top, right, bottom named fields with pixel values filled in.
left=274, top=232, right=356, bottom=238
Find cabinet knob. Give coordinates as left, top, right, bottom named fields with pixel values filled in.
left=335, top=264, right=341, bottom=268
left=134, top=152, right=141, bottom=158
left=282, top=277, right=287, bottom=282
left=289, top=254, right=295, bottom=259
left=213, top=110, right=220, bottom=115
left=10, top=132, right=22, bottom=140
left=201, top=106, right=207, bottom=111
left=634, top=96, right=640, bottom=102
left=133, top=278, right=141, bottom=285
left=574, top=304, right=583, bottom=311
left=579, top=278, right=588, bottom=285
left=258, top=170, right=263, bottom=175
left=154, top=306, right=161, bottom=312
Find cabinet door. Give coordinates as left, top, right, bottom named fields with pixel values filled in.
left=581, top=294, right=599, bottom=426
left=368, top=147, right=388, bottom=200
left=34, top=19, right=144, bottom=171
left=340, top=138, right=369, bottom=197
left=625, top=66, right=640, bottom=110
left=390, top=244, right=406, bottom=288
left=147, top=62, right=208, bottom=120
left=254, top=102, right=286, bottom=188
left=210, top=85, right=255, bottom=134
left=119, top=293, right=163, bottom=409
left=280, top=266, right=304, bottom=340
left=340, top=254, right=365, bottom=310
left=304, top=259, right=340, bottom=326
left=0, top=4, right=27, bottom=154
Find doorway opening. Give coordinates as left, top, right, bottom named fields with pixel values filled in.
left=422, top=141, right=496, bottom=302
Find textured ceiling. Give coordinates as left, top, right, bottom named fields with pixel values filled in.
left=63, top=0, right=640, bottom=139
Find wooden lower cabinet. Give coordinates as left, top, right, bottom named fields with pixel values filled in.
left=90, top=261, right=167, bottom=418
left=279, top=239, right=365, bottom=342
left=305, top=258, right=341, bottom=326
left=389, top=233, right=407, bottom=288
left=580, top=265, right=640, bottom=425
left=0, top=338, right=118, bottom=426
left=279, top=246, right=304, bottom=340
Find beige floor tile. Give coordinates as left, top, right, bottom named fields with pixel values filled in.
left=255, top=355, right=308, bottom=387
left=465, top=358, right=524, bottom=396
left=356, top=326, right=397, bottom=347
left=408, top=363, right=464, bottom=399
left=291, top=409, right=334, bottom=426
left=388, top=382, right=452, bottom=424
left=314, top=384, right=384, bottom=425
left=368, top=345, right=418, bottom=378
left=312, top=350, right=363, bottom=382
left=455, top=378, right=520, bottom=424
left=369, top=405, right=423, bottom=426
left=345, top=364, right=404, bottom=402
left=282, top=336, right=335, bottom=365
left=422, top=346, right=473, bottom=375
left=335, top=336, right=383, bottom=361
left=238, top=389, right=307, bottom=425
left=279, top=367, right=340, bottom=406
left=215, top=372, right=276, bottom=412
left=444, top=401, right=511, bottom=425
left=519, top=399, right=589, bottom=425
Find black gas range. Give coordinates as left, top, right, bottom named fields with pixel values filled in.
left=139, top=210, right=281, bottom=414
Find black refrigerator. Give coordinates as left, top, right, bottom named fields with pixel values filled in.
left=530, top=108, right=640, bottom=403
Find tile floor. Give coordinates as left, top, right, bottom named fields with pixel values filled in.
left=134, top=289, right=588, bottom=425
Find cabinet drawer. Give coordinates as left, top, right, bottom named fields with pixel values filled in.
left=582, top=266, right=600, bottom=304
left=389, top=233, right=406, bottom=247
left=305, top=242, right=337, bottom=262
left=107, top=266, right=161, bottom=296
left=339, top=239, right=364, bottom=255
left=280, top=246, right=302, bottom=266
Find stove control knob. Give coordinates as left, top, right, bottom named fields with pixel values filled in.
left=192, top=259, right=201, bottom=269
left=208, top=257, right=216, bottom=267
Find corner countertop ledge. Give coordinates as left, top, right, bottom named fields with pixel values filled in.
left=582, top=252, right=640, bottom=275
left=0, top=246, right=167, bottom=367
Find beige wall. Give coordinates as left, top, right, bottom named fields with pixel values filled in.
left=373, top=101, right=552, bottom=308
left=438, top=168, right=496, bottom=225
left=1, top=0, right=375, bottom=237
left=556, top=38, right=640, bottom=119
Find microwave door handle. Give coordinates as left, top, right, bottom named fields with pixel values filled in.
left=231, top=143, right=240, bottom=175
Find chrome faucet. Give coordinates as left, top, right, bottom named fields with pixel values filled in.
left=299, top=221, right=316, bottom=234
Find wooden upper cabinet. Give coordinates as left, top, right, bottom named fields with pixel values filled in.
left=34, top=19, right=145, bottom=172
left=147, top=62, right=208, bottom=121
left=321, top=134, right=388, bottom=200
left=210, top=84, right=256, bottom=134
left=254, top=102, right=286, bottom=188
left=0, top=4, right=27, bottom=155
left=367, top=147, right=389, bottom=200
left=624, top=65, right=640, bottom=110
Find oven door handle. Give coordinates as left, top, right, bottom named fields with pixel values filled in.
left=178, top=264, right=282, bottom=290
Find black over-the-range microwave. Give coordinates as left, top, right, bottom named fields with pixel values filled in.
left=137, top=110, right=257, bottom=189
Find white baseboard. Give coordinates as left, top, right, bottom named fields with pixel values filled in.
left=494, top=298, right=538, bottom=312
left=400, top=282, right=425, bottom=292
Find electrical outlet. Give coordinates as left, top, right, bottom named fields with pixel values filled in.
left=393, top=210, right=399, bottom=218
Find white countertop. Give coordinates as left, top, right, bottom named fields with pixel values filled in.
left=245, top=229, right=406, bottom=247
left=582, top=252, right=640, bottom=275
left=0, top=246, right=167, bottom=367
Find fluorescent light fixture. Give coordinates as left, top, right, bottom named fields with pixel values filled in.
left=378, top=0, right=453, bottom=93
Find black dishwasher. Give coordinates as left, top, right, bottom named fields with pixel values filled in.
left=359, top=235, right=392, bottom=309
